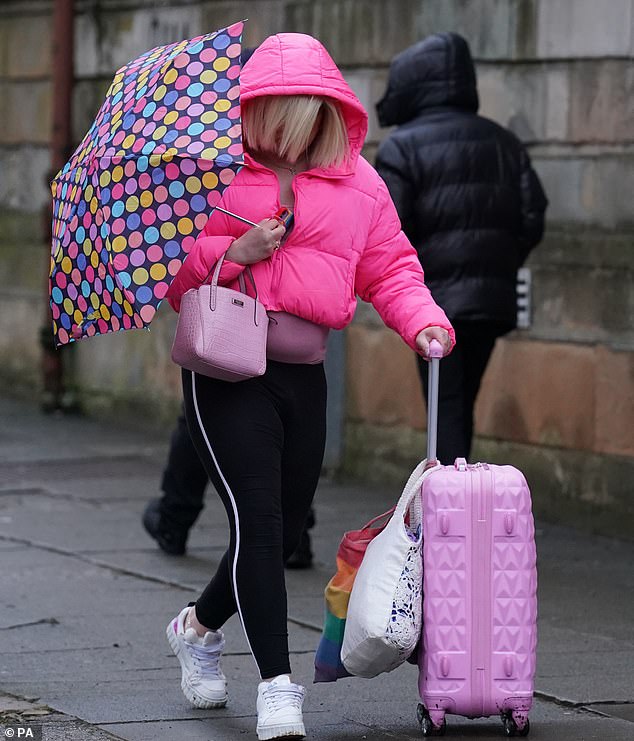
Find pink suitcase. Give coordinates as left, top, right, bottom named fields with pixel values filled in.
left=417, top=342, right=537, bottom=737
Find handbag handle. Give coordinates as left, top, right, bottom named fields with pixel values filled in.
left=393, top=458, right=441, bottom=530
left=360, top=508, right=396, bottom=531
left=208, top=252, right=258, bottom=301
left=201, top=251, right=261, bottom=326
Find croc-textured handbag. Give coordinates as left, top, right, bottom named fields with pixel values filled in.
left=171, top=252, right=268, bottom=382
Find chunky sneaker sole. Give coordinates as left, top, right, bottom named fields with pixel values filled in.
left=256, top=721, right=306, bottom=740
left=166, top=616, right=228, bottom=708
left=256, top=675, right=306, bottom=740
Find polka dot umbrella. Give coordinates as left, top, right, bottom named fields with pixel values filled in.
left=50, top=21, right=245, bottom=346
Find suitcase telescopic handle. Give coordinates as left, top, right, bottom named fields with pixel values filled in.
left=426, top=339, right=444, bottom=464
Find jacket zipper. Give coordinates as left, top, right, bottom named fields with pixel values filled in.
left=272, top=176, right=300, bottom=296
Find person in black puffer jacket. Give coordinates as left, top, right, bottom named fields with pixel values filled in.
left=376, top=32, right=548, bottom=463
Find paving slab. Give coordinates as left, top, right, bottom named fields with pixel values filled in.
left=1, top=395, right=633, bottom=740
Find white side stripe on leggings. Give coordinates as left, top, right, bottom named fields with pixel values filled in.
left=190, top=372, right=258, bottom=671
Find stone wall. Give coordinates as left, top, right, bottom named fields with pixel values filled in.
left=0, top=0, right=632, bottom=534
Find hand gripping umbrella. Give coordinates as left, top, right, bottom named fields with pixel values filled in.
left=50, top=21, right=246, bottom=345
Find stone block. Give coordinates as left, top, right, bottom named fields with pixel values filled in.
left=477, top=338, right=634, bottom=456
left=544, top=65, right=570, bottom=141
left=0, top=235, right=49, bottom=397
left=532, top=229, right=634, bottom=271
left=0, top=80, right=52, bottom=145
left=478, top=63, right=550, bottom=142
left=284, top=0, right=424, bottom=66
left=74, top=306, right=182, bottom=405
left=0, top=292, right=44, bottom=392
left=346, top=324, right=424, bottom=430
left=568, top=61, right=634, bottom=143
left=0, top=145, right=51, bottom=211
left=0, top=13, right=53, bottom=79
left=532, top=150, right=634, bottom=229
left=475, top=338, right=597, bottom=450
left=413, top=0, right=519, bottom=60
left=537, top=0, right=633, bottom=59
left=207, top=1, right=283, bottom=48
left=343, top=420, right=427, bottom=486
left=479, top=59, right=632, bottom=145
left=595, top=345, right=634, bottom=457
left=76, top=3, right=204, bottom=79
left=529, top=262, right=634, bottom=350
left=0, top=207, right=44, bottom=246
left=0, top=240, right=48, bottom=295
left=343, top=67, right=389, bottom=144
left=472, top=438, right=634, bottom=540
left=527, top=230, right=634, bottom=350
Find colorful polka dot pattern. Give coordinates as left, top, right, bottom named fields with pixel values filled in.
left=50, top=21, right=244, bottom=346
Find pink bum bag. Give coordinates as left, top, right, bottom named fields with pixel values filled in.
left=266, top=311, right=328, bottom=364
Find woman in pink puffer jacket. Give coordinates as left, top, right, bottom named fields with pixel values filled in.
left=166, top=33, right=454, bottom=741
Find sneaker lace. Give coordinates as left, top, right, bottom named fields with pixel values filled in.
left=187, top=642, right=222, bottom=677
left=263, top=684, right=304, bottom=712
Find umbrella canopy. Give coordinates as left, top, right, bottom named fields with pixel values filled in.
left=50, top=21, right=244, bottom=346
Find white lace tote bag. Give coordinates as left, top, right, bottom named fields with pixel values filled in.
left=341, top=459, right=440, bottom=678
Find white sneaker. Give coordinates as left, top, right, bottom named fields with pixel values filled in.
left=256, top=675, right=306, bottom=740
left=166, top=606, right=228, bottom=708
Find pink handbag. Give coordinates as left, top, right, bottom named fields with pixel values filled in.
left=171, top=252, right=268, bottom=382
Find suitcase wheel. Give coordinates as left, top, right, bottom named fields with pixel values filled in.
left=502, top=713, right=530, bottom=737
left=417, top=703, right=446, bottom=736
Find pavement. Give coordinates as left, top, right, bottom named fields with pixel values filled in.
left=0, top=394, right=633, bottom=741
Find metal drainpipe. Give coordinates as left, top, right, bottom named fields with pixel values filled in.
left=41, top=0, right=76, bottom=413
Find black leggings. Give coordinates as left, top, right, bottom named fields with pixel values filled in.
left=182, top=362, right=326, bottom=679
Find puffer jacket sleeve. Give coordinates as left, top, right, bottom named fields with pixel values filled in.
left=354, top=178, right=455, bottom=352
left=517, top=145, right=548, bottom=264
left=165, top=209, right=246, bottom=312
left=375, top=137, right=414, bottom=225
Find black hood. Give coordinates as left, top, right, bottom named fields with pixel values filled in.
left=377, top=33, right=479, bottom=127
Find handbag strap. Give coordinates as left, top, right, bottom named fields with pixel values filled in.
left=206, top=252, right=257, bottom=299
left=359, top=508, right=396, bottom=532
left=198, top=250, right=256, bottom=292
left=392, top=458, right=442, bottom=530
left=201, top=252, right=261, bottom=325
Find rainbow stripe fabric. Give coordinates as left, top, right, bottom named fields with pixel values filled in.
left=314, top=513, right=391, bottom=682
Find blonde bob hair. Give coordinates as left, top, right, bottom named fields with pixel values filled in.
left=242, top=95, right=349, bottom=169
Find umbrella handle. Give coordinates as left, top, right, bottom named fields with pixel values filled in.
left=213, top=206, right=259, bottom=227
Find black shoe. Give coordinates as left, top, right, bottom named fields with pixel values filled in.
left=142, top=498, right=188, bottom=556
left=285, top=529, right=313, bottom=570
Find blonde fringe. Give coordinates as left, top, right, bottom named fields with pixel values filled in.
left=242, top=95, right=349, bottom=168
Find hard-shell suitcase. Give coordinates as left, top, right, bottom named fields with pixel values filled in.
left=417, top=341, right=537, bottom=737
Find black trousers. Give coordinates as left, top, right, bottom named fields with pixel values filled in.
left=417, top=321, right=502, bottom=463
left=182, top=362, right=327, bottom=678
left=158, top=407, right=208, bottom=532
left=158, top=408, right=317, bottom=537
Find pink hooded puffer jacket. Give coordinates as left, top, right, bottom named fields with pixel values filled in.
left=166, top=33, right=455, bottom=352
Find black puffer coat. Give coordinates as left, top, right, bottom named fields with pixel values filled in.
left=376, top=33, right=548, bottom=329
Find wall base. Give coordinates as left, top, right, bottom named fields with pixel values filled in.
left=343, top=421, right=634, bottom=541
